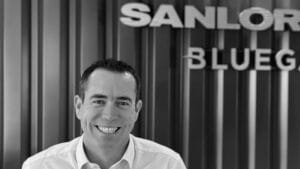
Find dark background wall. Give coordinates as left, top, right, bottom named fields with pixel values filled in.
left=1, top=0, right=300, bottom=169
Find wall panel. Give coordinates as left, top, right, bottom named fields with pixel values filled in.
left=42, top=0, right=63, bottom=147
left=3, top=0, right=22, bottom=168
left=0, top=0, right=3, bottom=167
left=68, top=0, right=81, bottom=140
left=0, top=0, right=300, bottom=169
left=80, top=0, right=99, bottom=70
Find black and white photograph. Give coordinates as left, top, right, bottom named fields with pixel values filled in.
left=0, top=0, right=300, bottom=169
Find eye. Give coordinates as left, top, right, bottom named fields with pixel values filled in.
left=92, top=99, right=106, bottom=105
left=116, top=100, right=131, bottom=108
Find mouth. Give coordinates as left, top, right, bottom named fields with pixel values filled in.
left=95, top=125, right=121, bottom=135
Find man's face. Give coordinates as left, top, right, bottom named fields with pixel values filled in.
left=74, top=69, right=142, bottom=148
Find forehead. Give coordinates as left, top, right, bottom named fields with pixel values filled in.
left=85, top=69, right=136, bottom=98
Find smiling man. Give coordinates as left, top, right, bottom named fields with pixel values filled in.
left=22, top=59, right=187, bottom=169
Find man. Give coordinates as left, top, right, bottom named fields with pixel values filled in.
left=22, top=59, right=187, bottom=169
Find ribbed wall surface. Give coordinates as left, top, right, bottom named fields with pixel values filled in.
left=1, top=0, right=300, bottom=169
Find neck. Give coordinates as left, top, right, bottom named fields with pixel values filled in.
left=83, top=137, right=129, bottom=169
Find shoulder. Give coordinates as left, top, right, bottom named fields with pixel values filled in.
left=131, top=135, right=182, bottom=161
left=22, top=137, right=80, bottom=169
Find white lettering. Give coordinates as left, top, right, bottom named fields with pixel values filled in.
left=120, top=3, right=151, bottom=27
left=217, top=7, right=240, bottom=30
left=185, top=6, right=215, bottom=29
left=275, top=49, right=296, bottom=70
left=150, top=5, right=183, bottom=28
left=212, top=48, right=228, bottom=70
left=231, top=48, right=250, bottom=70
left=274, top=9, right=300, bottom=31
left=186, top=47, right=206, bottom=69
left=120, top=3, right=300, bottom=31
left=255, top=49, right=271, bottom=70
left=239, top=7, right=274, bottom=31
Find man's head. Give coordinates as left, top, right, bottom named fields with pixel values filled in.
left=74, top=59, right=142, bottom=149
left=79, top=59, right=141, bottom=101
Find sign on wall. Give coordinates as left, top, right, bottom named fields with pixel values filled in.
left=120, top=2, right=300, bottom=71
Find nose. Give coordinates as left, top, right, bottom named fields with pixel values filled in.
left=101, top=102, right=116, bottom=121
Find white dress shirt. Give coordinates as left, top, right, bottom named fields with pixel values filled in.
left=22, top=134, right=187, bottom=169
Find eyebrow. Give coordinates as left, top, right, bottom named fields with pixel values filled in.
left=89, top=94, right=132, bottom=103
left=89, top=94, right=107, bottom=99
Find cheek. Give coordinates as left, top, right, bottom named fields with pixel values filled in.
left=80, top=118, right=87, bottom=131
left=79, top=110, right=96, bottom=130
left=126, top=111, right=138, bottom=124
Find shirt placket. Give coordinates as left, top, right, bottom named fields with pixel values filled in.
left=87, top=163, right=100, bottom=169
left=109, top=160, right=129, bottom=169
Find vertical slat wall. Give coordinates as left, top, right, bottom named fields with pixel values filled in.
left=0, top=0, right=300, bottom=169
left=3, top=0, right=22, bottom=169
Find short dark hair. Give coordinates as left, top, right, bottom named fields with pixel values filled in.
left=79, top=59, right=141, bottom=102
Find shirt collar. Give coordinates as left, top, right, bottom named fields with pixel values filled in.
left=76, top=136, right=90, bottom=169
left=122, top=134, right=135, bottom=169
left=76, top=135, right=135, bottom=169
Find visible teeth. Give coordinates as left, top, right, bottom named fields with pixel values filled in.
left=97, top=126, right=118, bottom=134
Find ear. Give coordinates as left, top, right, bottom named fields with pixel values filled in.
left=134, top=100, right=142, bottom=120
left=74, top=95, right=83, bottom=120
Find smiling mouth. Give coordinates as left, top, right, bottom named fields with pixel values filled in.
left=95, top=125, right=121, bottom=134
